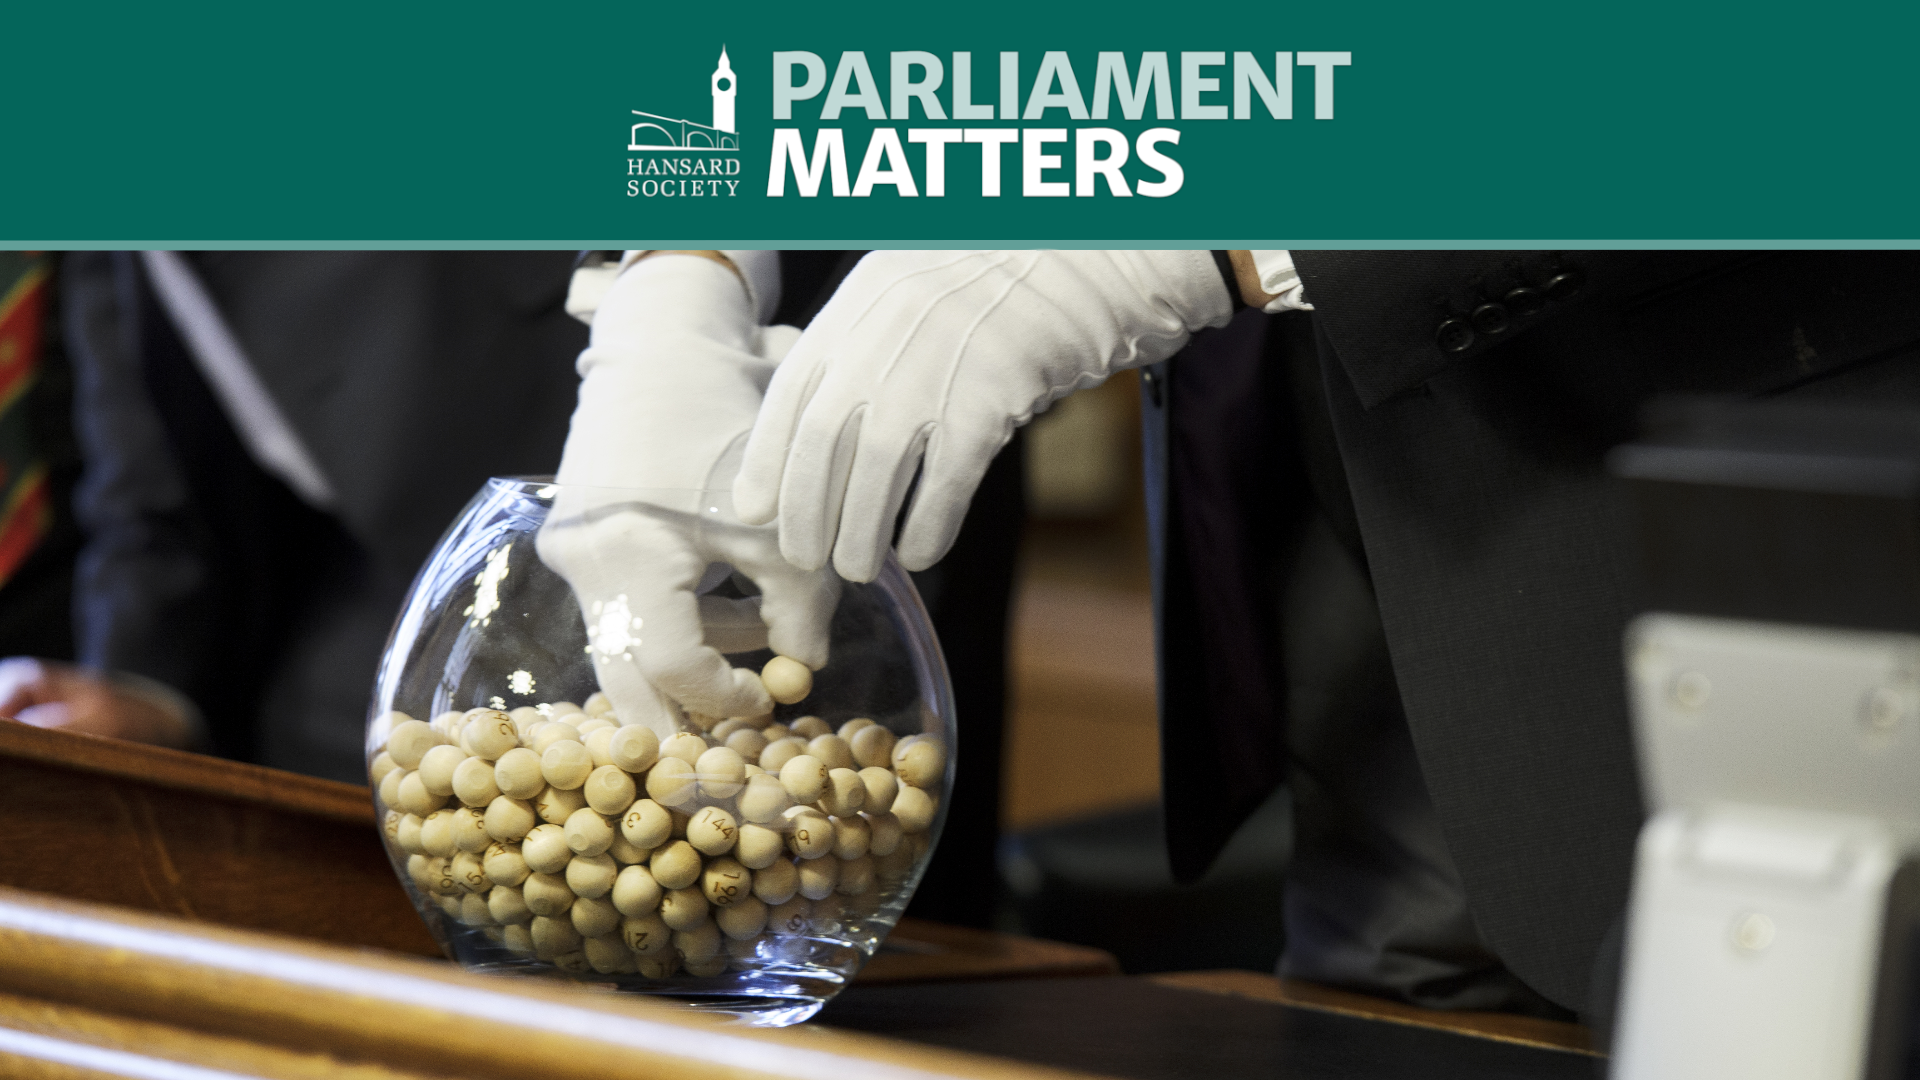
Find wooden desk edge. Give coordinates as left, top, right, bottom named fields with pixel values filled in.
left=0, top=887, right=1107, bottom=1080
left=0, top=990, right=445, bottom=1080
left=1147, top=970, right=1600, bottom=1057
left=0, top=720, right=375, bottom=826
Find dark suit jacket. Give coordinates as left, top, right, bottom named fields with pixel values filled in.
left=1144, top=251, right=1920, bottom=1013
left=62, top=251, right=590, bottom=779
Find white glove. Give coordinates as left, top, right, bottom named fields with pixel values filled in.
left=734, top=250, right=1233, bottom=582
left=536, top=254, right=840, bottom=738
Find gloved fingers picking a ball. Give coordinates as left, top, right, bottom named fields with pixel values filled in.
left=702, top=523, right=841, bottom=671
left=746, top=558, right=841, bottom=670
left=538, top=510, right=774, bottom=729
left=622, top=564, right=775, bottom=721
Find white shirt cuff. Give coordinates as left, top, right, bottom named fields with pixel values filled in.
left=1250, top=249, right=1313, bottom=313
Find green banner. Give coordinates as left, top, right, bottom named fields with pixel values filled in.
left=9, top=1, right=1919, bottom=246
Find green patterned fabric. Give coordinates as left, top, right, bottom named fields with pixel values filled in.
left=0, top=253, right=50, bottom=588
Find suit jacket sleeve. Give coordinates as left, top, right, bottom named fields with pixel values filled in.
left=1292, top=251, right=1634, bottom=408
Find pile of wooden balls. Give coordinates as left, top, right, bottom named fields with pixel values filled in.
left=369, top=656, right=945, bottom=980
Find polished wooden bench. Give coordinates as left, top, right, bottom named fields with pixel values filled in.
left=0, top=721, right=1596, bottom=1078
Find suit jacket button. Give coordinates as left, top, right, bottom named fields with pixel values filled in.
left=1545, top=268, right=1587, bottom=301
left=1436, top=318, right=1475, bottom=354
left=1503, top=286, right=1545, bottom=318
left=1471, top=303, right=1511, bottom=336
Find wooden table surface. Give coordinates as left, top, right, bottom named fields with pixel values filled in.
left=0, top=720, right=1598, bottom=1077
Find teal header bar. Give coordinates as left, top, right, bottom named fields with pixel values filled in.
left=9, top=1, right=1917, bottom=245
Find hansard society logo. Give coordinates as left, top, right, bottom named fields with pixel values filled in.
left=625, top=47, right=744, bottom=199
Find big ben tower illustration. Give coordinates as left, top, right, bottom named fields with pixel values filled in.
left=711, top=47, right=736, bottom=135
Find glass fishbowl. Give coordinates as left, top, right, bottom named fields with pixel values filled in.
left=365, top=478, right=953, bottom=1026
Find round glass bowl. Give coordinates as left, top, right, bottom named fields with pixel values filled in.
left=365, top=478, right=953, bottom=1026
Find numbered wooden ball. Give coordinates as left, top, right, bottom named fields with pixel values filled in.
left=417, top=744, right=468, bottom=797
left=797, top=856, right=840, bottom=901
left=858, top=766, right=897, bottom=814
left=451, top=807, right=493, bottom=853
left=687, top=806, right=740, bottom=856
left=660, top=732, right=708, bottom=767
left=768, top=897, right=811, bottom=935
left=737, top=772, right=792, bottom=824
left=483, top=796, right=537, bottom=843
left=716, top=895, right=769, bottom=940
left=734, top=823, right=785, bottom=870
left=649, top=840, right=703, bottom=891
left=483, top=842, right=530, bottom=887
left=789, top=716, right=832, bottom=739
left=779, top=754, right=829, bottom=804
left=894, top=738, right=946, bottom=789
left=461, top=709, right=519, bottom=761
left=759, top=737, right=808, bottom=775
left=534, top=785, right=585, bottom=825
left=540, top=740, right=593, bottom=791
left=492, top=748, right=546, bottom=800
left=608, top=726, right=660, bottom=773
left=611, top=864, right=663, bottom=916
left=583, top=764, right=637, bottom=815
left=562, top=808, right=615, bottom=856
left=387, top=720, right=440, bottom=770
left=487, top=884, right=532, bottom=925
left=818, top=768, right=867, bottom=817
left=673, top=919, right=723, bottom=963
left=701, top=857, right=750, bottom=908
left=695, top=746, right=746, bottom=800
left=645, top=757, right=698, bottom=807
left=660, top=886, right=709, bottom=931
left=752, top=858, right=799, bottom=906
left=569, top=895, right=620, bottom=939
left=761, top=656, right=813, bottom=705
left=398, top=771, right=449, bottom=816
left=849, top=724, right=896, bottom=769
left=566, top=852, right=618, bottom=899
left=892, top=785, right=936, bottom=832
left=784, top=807, right=834, bottom=860
left=807, top=734, right=854, bottom=771
left=621, top=799, right=673, bottom=850
left=452, top=756, right=502, bottom=808
left=520, top=824, right=572, bottom=875
left=622, top=912, right=672, bottom=956
left=522, top=872, right=575, bottom=917
left=419, top=810, right=457, bottom=857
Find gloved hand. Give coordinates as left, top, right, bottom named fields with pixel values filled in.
left=734, top=250, right=1233, bottom=581
left=536, top=253, right=840, bottom=738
